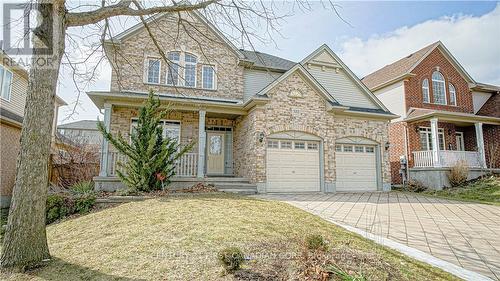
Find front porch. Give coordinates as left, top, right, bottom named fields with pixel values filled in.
left=88, top=91, right=260, bottom=192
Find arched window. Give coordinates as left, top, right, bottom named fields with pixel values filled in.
left=449, top=83, right=456, bottom=106
left=432, top=71, right=446, bottom=104
left=184, top=53, right=197, bottom=87
left=166, top=51, right=180, bottom=86
left=422, top=79, right=430, bottom=103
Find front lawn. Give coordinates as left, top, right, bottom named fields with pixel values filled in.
left=423, top=175, right=500, bottom=205
left=1, top=193, right=456, bottom=280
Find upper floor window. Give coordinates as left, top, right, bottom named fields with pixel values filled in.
left=202, top=65, right=215, bottom=90
left=449, top=83, right=456, bottom=106
left=166, top=52, right=180, bottom=86
left=184, top=53, right=197, bottom=88
left=422, top=79, right=430, bottom=103
left=432, top=71, right=446, bottom=104
left=146, top=59, right=160, bottom=84
left=0, top=65, right=13, bottom=101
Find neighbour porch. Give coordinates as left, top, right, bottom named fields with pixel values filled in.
left=403, top=109, right=500, bottom=189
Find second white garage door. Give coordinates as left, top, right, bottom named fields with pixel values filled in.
left=266, top=139, right=320, bottom=192
left=335, top=144, right=377, bottom=192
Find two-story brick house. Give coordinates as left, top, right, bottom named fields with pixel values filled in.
left=362, top=41, right=500, bottom=187
left=0, top=51, right=66, bottom=208
left=89, top=11, right=397, bottom=193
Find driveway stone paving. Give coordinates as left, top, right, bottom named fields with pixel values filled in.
left=259, top=192, right=500, bottom=280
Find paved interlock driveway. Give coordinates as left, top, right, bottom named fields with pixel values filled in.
left=259, top=192, right=500, bottom=280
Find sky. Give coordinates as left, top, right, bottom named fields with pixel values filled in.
left=46, top=1, right=500, bottom=123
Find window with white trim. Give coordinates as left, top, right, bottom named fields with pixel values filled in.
left=355, top=146, right=364, bottom=153
left=307, top=142, right=318, bottom=150
left=146, top=59, right=160, bottom=84
left=422, top=79, right=430, bottom=103
left=432, top=71, right=446, bottom=104
left=267, top=140, right=279, bottom=148
left=294, top=141, right=305, bottom=149
left=166, top=52, right=180, bottom=86
left=365, top=146, right=375, bottom=153
left=0, top=65, right=13, bottom=101
left=184, top=53, right=197, bottom=87
left=419, top=127, right=445, bottom=151
left=343, top=145, right=353, bottom=152
left=335, top=144, right=342, bottom=152
left=449, top=83, right=456, bottom=106
left=202, top=65, right=215, bottom=89
left=130, top=119, right=181, bottom=145
left=280, top=141, right=292, bottom=149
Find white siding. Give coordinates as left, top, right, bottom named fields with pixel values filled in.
left=307, top=65, right=378, bottom=109
left=472, top=91, right=492, bottom=114
left=0, top=66, right=28, bottom=117
left=373, top=81, right=406, bottom=121
left=243, top=69, right=281, bottom=101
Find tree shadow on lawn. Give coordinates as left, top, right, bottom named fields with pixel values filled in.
left=20, top=257, right=146, bottom=281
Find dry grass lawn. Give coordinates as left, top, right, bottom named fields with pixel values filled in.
left=1, top=193, right=458, bottom=280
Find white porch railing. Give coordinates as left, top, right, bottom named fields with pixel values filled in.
left=106, top=152, right=198, bottom=177
left=413, top=150, right=482, bottom=168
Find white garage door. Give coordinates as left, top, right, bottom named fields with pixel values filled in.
left=335, top=144, right=377, bottom=192
left=266, top=139, right=320, bottom=192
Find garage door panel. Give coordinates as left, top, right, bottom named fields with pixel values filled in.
left=266, top=139, right=320, bottom=192
left=335, top=145, right=377, bottom=192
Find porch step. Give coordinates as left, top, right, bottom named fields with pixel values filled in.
left=219, top=188, right=257, bottom=195
left=210, top=181, right=257, bottom=195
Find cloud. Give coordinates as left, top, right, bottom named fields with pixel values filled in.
left=338, top=4, right=500, bottom=85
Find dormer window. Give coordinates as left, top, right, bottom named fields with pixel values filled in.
left=422, top=79, right=430, bottom=103
left=449, top=83, right=456, bottom=106
left=146, top=58, right=160, bottom=84
left=432, top=71, right=446, bottom=104
left=184, top=53, right=197, bottom=88
left=166, top=52, right=180, bottom=86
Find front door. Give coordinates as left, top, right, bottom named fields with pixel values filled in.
left=456, top=132, right=464, bottom=151
left=207, top=132, right=225, bottom=174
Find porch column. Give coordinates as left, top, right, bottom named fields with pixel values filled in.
left=197, top=110, right=206, bottom=178
left=475, top=122, right=487, bottom=168
left=430, top=118, right=441, bottom=167
left=99, top=103, right=112, bottom=176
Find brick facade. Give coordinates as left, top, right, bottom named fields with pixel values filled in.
left=233, top=71, right=391, bottom=188
left=404, top=48, right=474, bottom=113
left=108, top=13, right=244, bottom=101
left=477, top=94, right=500, bottom=118
left=0, top=123, right=21, bottom=200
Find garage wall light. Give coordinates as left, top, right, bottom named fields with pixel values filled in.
left=385, top=142, right=390, bottom=150
left=258, top=132, right=265, bottom=143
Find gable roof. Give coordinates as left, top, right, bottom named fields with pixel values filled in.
left=105, top=11, right=245, bottom=59
left=58, top=120, right=99, bottom=131
left=240, top=50, right=295, bottom=72
left=301, top=44, right=390, bottom=112
left=362, top=41, right=476, bottom=90
left=256, top=63, right=339, bottom=104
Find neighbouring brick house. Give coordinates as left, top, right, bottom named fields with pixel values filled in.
left=362, top=41, right=500, bottom=188
left=0, top=51, right=66, bottom=208
left=90, top=11, right=397, bottom=193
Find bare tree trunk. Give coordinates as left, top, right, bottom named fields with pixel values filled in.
left=1, top=2, right=66, bottom=271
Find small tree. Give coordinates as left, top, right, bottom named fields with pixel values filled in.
left=98, top=91, right=193, bottom=192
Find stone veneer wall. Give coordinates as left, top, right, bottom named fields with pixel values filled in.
left=108, top=13, right=244, bottom=101
left=233, top=72, right=391, bottom=187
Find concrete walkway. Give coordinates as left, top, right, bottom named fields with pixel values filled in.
left=259, top=192, right=500, bottom=280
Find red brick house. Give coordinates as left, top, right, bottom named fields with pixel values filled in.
left=362, top=41, right=500, bottom=187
